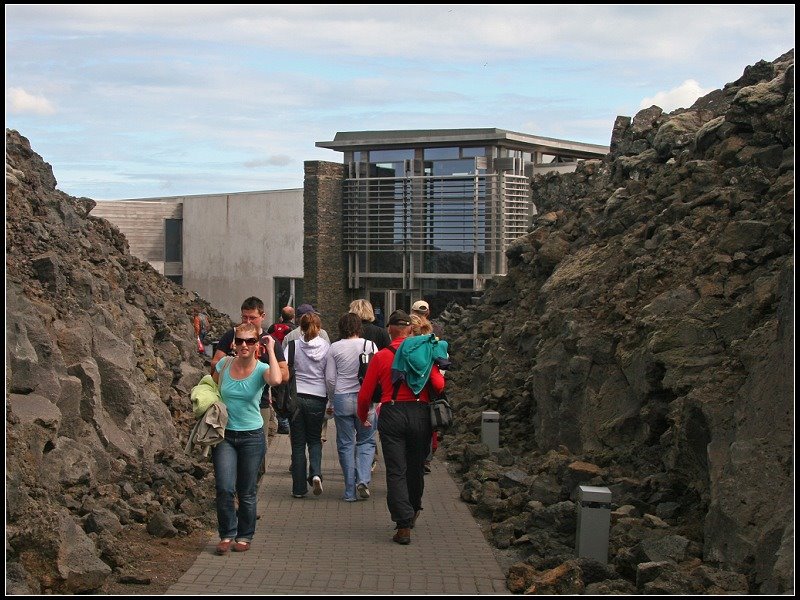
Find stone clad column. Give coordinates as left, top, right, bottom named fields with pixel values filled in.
left=303, top=161, right=347, bottom=333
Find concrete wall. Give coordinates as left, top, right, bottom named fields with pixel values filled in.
left=182, top=189, right=304, bottom=320
left=530, top=163, right=582, bottom=176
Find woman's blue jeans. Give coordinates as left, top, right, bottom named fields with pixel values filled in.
left=333, top=392, right=377, bottom=500
left=289, top=394, right=326, bottom=496
left=211, top=428, right=266, bottom=541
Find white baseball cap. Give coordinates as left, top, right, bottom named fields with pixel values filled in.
left=411, top=300, right=429, bottom=312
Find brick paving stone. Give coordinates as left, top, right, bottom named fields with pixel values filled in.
left=166, top=422, right=510, bottom=595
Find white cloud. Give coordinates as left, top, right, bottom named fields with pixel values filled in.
left=6, top=88, right=56, bottom=115
left=243, top=155, right=293, bottom=168
left=638, top=79, right=714, bottom=112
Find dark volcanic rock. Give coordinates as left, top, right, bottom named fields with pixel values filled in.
left=5, top=129, right=230, bottom=593
left=442, top=49, right=794, bottom=594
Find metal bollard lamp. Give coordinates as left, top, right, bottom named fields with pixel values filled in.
left=575, top=485, right=612, bottom=563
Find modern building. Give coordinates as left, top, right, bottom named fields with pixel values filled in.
left=309, top=128, right=608, bottom=318
left=92, top=128, right=607, bottom=324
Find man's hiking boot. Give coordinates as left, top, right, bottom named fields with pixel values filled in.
left=393, top=528, right=411, bottom=545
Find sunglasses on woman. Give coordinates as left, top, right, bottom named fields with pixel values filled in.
left=234, top=337, right=259, bottom=346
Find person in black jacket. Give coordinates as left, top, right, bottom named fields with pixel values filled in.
left=348, top=299, right=390, bottom=475
left=349, top=299, right=391, bottom=350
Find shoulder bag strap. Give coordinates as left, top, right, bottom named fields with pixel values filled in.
left=220, top=356, right=234, bottom=386
left=425, top=378, right=441, bottom=401
left=386, top=345, right=403, bottom=402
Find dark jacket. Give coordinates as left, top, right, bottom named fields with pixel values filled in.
left=361, top=320, right=391, bottom=350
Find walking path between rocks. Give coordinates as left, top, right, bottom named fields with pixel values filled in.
left=167, top=422, right=510, bottom=595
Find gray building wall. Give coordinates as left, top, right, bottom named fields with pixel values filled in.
left=92, top=189, right=304, bottom=321
left=182, top=189, right=304, bottom=320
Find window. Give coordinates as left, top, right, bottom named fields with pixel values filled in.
left=274, top=277, right=304, bottom=321
left=462, top=147, right=485, bottom=158
left=370, top=161, right=406, bottom=177
left=164, top=218, right=182, bottom=262
left=423, top=147, right=459, bottom=160
left=368, top=149, right=414, bottom=162
left=428, top=158, right=476, bottom=176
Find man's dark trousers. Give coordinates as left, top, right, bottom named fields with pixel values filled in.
left=378, top=401, right=432, bottom=528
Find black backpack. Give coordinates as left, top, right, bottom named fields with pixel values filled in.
left=271, top=341, right=296, bottom=419
left=358, top=339, right=376, bottom=384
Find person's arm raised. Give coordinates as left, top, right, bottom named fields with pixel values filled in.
left=261, top=336, right=282, bottom=387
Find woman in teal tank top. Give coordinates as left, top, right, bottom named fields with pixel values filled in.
left=212, top=321, right=281, bottom=555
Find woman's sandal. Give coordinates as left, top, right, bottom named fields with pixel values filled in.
left=232, top=540, right=251, bottom=552
left=216, top=539, right=233, bottom=555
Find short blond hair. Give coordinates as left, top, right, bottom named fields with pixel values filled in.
left=349, top=299, right=375, bottom=322
left=235, top=322, right=259, bottom=338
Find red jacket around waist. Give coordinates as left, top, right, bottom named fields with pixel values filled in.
left=357, top=336, right=445, bottom=423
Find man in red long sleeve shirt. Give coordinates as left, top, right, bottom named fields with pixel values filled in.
left=357, top=310, right=445, bottom=545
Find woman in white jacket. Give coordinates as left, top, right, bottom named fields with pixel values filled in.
left=287, top=311, right=331, bottom=498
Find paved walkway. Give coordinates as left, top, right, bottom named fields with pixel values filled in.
left=167, top=423, right=510, bottom=595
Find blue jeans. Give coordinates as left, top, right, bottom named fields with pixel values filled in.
left=333, top=392, right=377, bottom=500
left=289, top=394, right=326, bottom=496
left=211, top=428, right=266, bottom=541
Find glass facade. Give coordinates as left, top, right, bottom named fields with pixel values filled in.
left=342, top=146, right=530, bottom=315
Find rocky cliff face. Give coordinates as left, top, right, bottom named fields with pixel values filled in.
left=441, top=50, right=793, bottom=594
left=5, top=130, right=232, bottom=593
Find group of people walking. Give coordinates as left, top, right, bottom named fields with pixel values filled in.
left=198, top=296, right=447, bottom=553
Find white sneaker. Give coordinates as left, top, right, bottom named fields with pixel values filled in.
left=312, top=476, right=323, bottom=496
left=357, top=483, right=370, bottom=499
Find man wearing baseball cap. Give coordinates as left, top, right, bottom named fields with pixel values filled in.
left=411, top=300, right=428, bottom=313
left=357, top=309, right=445, bottom=545
left=411, top=299, right=444, bottom=338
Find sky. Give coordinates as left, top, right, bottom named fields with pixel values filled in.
left=5, top=4, right=795, bottom=201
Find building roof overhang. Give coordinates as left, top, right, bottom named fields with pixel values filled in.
left=316, top=128, right=609, bottom=159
